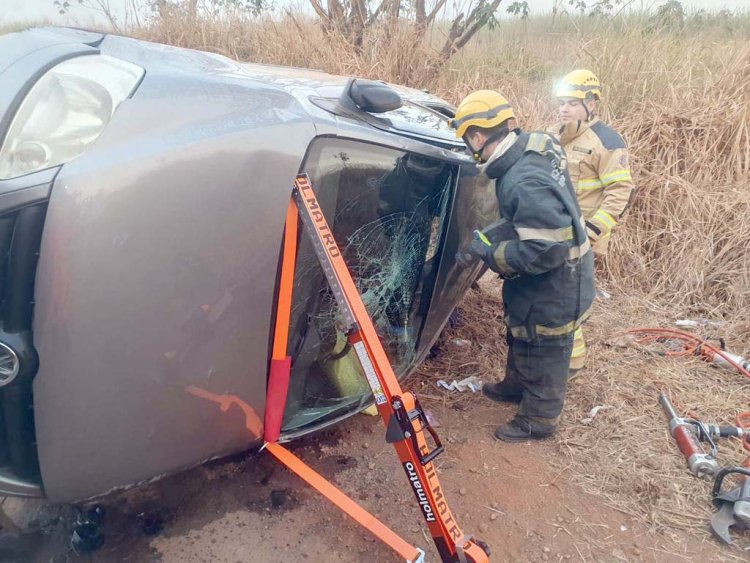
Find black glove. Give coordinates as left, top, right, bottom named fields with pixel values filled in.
left=456, top=238, right=496, bottom=270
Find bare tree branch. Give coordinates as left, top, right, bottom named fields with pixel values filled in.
left=348, top=0, right=368, bottom=48
left=425, top=0, right=450, bottom=26
left=306, top=0, right=505, bottom=76
left=154, top=0, right=168, bottom=19
left=415, top=0, right=426, bottom=26
left=188, top=0, right=198, bottom=20
left=367, top=0, right=388, bottom=27
left=308, top=0, right=331, bottom=21
left=440, top=0, right=503, bottom=58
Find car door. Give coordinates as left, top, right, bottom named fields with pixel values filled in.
left=280, top=137, right=492, bottom=435
left=417, top=164, right=499, bottom=352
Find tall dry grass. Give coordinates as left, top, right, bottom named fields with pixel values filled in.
left=7, top=11, right=748, bottom=322
left=132, top=12, right=750, bottom=324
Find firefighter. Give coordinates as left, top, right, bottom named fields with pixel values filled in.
left=451, top=90, right=595, bottom=441
left=554, top=69, right=635, bottom=373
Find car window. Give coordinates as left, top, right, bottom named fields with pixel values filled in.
left=377, top=100, right=456, bottom=139
left=416, top=165, right=500, bottom=348
left=282, top=138, right=455, bottom=432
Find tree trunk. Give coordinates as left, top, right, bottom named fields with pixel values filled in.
left=188, top=0, right=198, bottom=20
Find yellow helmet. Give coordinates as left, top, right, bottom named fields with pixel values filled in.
left=555, top=69, right=602, bottom=100
left=450, top=90, right=516, bottom=139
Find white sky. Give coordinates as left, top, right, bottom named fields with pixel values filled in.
left=2, top=0, right=747, bottom=27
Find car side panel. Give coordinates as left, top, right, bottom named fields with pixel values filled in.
left=32, top=70, right=316, bottom=503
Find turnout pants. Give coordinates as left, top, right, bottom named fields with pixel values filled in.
left=569, top=326, right=587, bottom=371
left=501, top=330, right=574, bottom=423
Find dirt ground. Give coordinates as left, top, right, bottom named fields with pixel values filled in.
left=2, top=280, right=748, bottom=563
left=1, top=399, right=735, bottom=563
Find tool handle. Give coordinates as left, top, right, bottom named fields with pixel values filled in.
left=479, top=219, right=516, bottom=245
left=673, top=425, right=703, bottom=460
left=658, top=393, right=679, bottom=421
left=698, top=424, right=744, bottom=440
left=717, top=425, right=744, bottom=438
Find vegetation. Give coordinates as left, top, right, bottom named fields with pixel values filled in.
left=9, top=2, right=750, bottom=324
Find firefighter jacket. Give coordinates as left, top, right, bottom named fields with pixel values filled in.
left=555, top=118, right=634, bottom=254
left=482, top=131, right=595, bottom=340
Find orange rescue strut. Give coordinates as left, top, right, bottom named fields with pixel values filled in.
left=264, top=174, right=490, bottom=563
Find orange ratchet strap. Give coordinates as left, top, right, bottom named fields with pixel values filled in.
left=264, top=198, right=299, bottom=443
left=265, top=174, right=490, bottom=563
left=266, top=442, right=425, bottom=563
left=272, top=198, right=299, bottom=360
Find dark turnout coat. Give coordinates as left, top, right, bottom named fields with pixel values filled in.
left=484, top=131, right=595, bottom=341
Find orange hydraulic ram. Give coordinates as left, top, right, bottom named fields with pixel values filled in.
left=265, top=174, right=490, bottom=563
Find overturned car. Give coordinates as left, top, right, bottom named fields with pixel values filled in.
left=0, top=27, right=497, bottom=503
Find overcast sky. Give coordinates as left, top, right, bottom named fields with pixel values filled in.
left=3, top=0, right=747, bottom=27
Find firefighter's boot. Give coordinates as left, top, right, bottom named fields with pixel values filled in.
left=494, top=416, right=556, bottom=442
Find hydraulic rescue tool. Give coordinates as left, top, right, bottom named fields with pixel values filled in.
left=644, top=329, right=750, bottom=545
left=627, top=328, right=750, bottom=383
left=711, top=465, right=750, bottom=544
left=455, top=219, right=517, bottom=273
left=659, top=393, right=750, bottom=544
left=263, top=174, right=491, bottom=563
left=658, top=393, right=719, bottom=478
left=710, top=412, right=750, bottom=545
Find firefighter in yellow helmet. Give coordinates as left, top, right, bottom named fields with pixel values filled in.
left=553, top=70, right=635, bottom=374
left=451, top=90, right=594, bottom=441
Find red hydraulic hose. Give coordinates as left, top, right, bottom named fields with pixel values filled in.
left=626, top=328, right=750, bottom=382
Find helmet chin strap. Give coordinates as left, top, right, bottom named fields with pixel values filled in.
left=583, top=95, right=597, bottom=121
left=466, top=127, right=510, bottom=163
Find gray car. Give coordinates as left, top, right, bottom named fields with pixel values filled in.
left=0, top=27, right=496, bottom=504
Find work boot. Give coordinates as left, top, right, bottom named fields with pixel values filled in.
left=482, top=382, right=522, bottom=404
left=494, top=416, right=556, bottom=442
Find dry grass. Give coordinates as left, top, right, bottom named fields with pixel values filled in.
left=127, top=13, right=750, bottom=322
left=420, top=274, right=750, bottom=557
left=559, top=295, right=750, bottom=559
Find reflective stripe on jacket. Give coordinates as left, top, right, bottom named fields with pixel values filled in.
left=483, top=131, right=595, bottom=340
left=555, top=118, right=634, bottom=254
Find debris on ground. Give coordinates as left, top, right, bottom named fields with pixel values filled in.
left=70, top=505, right=106, bottom=555
left=675, top=319, right=726, bottom=329
left=580, top=405, right=612, bottom=425
left=436, top=376, right=483, bottom=393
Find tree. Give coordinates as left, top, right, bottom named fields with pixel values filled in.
left=565, top=0, right=629, bottom=17
left=53, top=0, right=123, bottom=31
left=651, top=0, right=685, bottom=29
left=308, top=0, right=505, bottom=61
left=507, top=1, right=530, bottom=20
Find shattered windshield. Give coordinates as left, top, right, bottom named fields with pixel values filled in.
left=282, top=139, right=455, bottom=432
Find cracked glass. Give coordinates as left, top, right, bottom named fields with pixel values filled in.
left=282, top=139, right=455, bottom=432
